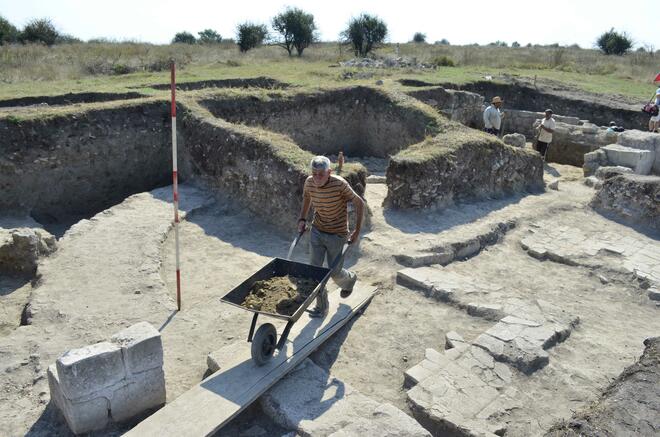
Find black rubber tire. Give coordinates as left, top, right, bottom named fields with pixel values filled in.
left=251, top=323, right=277, bottom=366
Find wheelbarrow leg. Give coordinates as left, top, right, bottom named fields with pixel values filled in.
left=247, top=313, right=259, bottom=342
left=276, top=320, right=294, bottom=351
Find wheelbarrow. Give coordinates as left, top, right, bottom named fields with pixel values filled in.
left=220, top=230, right=350, bottom=365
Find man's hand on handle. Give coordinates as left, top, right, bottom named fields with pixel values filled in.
left=297, top=218, right=307, bottom=234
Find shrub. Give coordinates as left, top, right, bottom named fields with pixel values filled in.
left=0, top=15, right=18, bottom=45
left=488, top=40, right=508, bottom=47
left=430, top=56, right=455, bottom=67
left=412, top=32, right=426, bottom=43
left=172, top=31, right=196, bottom=44
left=20, top=18, right=59, bottom=46
left=236, top=23, right=268, bottom=52
left=272, top=7, right=317, bottom=56
left=596, top=28, right=633, bottom=55
left=434, top=38, right=450, bottom=45
left=511, top=41, right=520, bottom=48
left=55, top=33, right=82, bottom=44
left=340, top=13, right=387, bottom=57
left=198, top=29, right=222, bottom=44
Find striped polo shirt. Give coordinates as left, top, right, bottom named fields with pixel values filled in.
left=304, top=174, right=357, bottom=236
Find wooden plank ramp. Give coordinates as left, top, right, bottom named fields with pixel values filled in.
left=126, top=284, right=378, bottom=437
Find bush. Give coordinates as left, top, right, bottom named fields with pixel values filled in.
left=0, top=15, right=18, bottom=45
left=596, top=28, right=633, bottom=55
left=236, top=23, right=268, bottom=52
left=511, top=41, right=520, bottom=48
left=488, top=40, right=508, bottom=47
left=434, top=38, right=450, bottom=45
left=20, top=18, right=59, bottom=46
left=272, top=7, right=317, bottom=56
left=172, top=31, right=196, bottom=44
left=412, top=32, right=426, bottom=43
left=55, top=33, right=82, bottom=44
left=341, top=13, right=387, bottom=57
left=198, top=29, right=221, bottom=44
left=430, top=56, right=455, bottom=67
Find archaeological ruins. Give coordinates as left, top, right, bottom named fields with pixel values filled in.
left=0, top=72, right=658, bottom=436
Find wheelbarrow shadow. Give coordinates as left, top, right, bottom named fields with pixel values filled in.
left=199, top=302, right=351, bottom=410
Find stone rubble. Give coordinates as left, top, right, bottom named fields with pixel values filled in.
left=520, top=221, right=660, bottom=286
left=405, top=341, right=521, bottom=436
left=502, top=133, right=526, bottom=148
left=0, top=227, right=56, bottom=276
left=396, top=267, right=579, bottom=372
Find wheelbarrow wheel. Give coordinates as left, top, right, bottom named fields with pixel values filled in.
left=251, top=323, right=277, bottom=366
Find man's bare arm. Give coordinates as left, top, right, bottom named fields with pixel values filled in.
left=348, top=195, right=364, bottom=244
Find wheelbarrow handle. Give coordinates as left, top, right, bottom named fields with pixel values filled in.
left=286, top=227, right=308, bottom=261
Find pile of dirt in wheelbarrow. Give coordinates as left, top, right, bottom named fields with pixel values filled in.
left=242, top=275, right=319, bottom=316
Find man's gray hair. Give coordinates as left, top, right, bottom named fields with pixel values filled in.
left=310, top=156, right=331, bottom=170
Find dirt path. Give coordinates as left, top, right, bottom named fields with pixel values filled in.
left=0, top=163, right=657, bottom=436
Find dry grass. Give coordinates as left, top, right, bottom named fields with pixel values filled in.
left=0, top=41, right=657, bottom=100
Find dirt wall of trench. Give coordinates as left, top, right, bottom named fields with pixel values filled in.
left=385, top=130, right=544, bottom=208
left=180, top=107, right=368, bottom=232
left=0, top=102, right=172, bottom=221
left=442, top=81, right=647, bottom=130
left=200, top=87, right=435, bottom=158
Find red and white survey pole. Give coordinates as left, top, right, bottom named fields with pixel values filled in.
left=170, top=60, right=181, bottom=311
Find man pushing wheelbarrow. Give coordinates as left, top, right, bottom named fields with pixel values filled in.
left=297, top=156, right=364, bottom=318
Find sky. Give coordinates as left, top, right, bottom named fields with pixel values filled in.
left=1, top=0, right=657, bottom=48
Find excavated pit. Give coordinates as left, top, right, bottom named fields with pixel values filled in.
left=150, top=76, right=289, bottom=91
left=200, top=86, right=432, bottom=161
left=0, top=92, right=146, bottom=108
left=0, top=101, right=174, bottom=234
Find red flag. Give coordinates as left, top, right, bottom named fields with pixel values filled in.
left=654, top=72, right=660, bottom=82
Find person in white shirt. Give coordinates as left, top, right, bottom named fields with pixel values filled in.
left=483, top=96, right=504, bottom=135
left=648, top=86, right=660, bottom=133
left=535, top=109, right=556, bottom=159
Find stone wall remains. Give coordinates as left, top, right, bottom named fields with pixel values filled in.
left=591, top=174, right=660, bottom=231
left=385, top=131, right=544, bottom=208
left=48, top=322, right=166, bottom=434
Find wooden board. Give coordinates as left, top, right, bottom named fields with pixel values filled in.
left=126, top=284, right=378, bottom=437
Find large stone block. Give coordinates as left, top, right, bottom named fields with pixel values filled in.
left=261, top=359, right=430, bottom=436
left=110, top=367, right=166, bottom=422
left=602, top=144, right=654, bottom=175
left=111, top=321, right=163, bottom=374
left=617, top=129, right=660, bottom=173
left=56, top=342, right=126, bottom=399
left=48, top=364, right=110, bottom=434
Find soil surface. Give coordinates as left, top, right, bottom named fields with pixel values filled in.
left=242, top=275, right=318, bottom=315
left=0, top=161, right=657, bottom=437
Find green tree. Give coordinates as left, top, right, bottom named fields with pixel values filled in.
left=341, top=13, right=387, bottom=57
left=412, top=32, right=426, bottom=43
left=236, top=23, right=268, bottom=52
left=20, top=18, right=59, bottom=46
left=511, top=41, right=520, bottom=48
left=272, top=7, right=317, bottom=56
left=0, top=15, right=18, bottom=44
left=434, top=38, right=450, bottom=45
left=172, top=31, right=196, bottom=44
left=596, top=28, right=633, bottom=55
left=198, top=29, right=222, bottom=44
